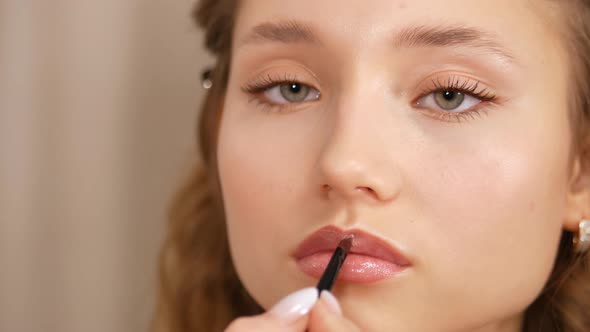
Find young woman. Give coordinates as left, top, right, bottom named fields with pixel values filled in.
left=153, top=0, right=590, bottom=331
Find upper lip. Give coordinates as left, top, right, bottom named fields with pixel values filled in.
left=292, top=225, right=412, bottom=266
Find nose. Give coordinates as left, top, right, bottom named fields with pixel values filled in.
left=316, top=96, right=403, bottom=205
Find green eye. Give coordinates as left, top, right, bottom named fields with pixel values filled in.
left=416, top=88, right=485, bottom=116
left=262, top=82, right=320, bottom=105
left=434, top=91, right=465, bottom=111
left=279, top=83, right=311, bottom=102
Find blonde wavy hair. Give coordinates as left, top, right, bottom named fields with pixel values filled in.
left=152, top=0, right=590, bottom=331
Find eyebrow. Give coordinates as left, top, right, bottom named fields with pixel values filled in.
left=238, top=20, right=321, bottom=47
left=237, top=20, right=515, bottom=61
left=392, top=24, right=514, bottom=61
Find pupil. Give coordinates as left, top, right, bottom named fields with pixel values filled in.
left=290, top=84, right=301, bottom=93
left=443, top=91, right=456, bottom=100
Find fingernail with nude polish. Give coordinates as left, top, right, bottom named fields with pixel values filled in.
left=269, top=287, right=319, bottom=324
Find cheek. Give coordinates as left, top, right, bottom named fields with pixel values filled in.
left=412, top=119, right=570, bottom=318
left=217, top=131, right=280, bottom=307
left=216, top=104, right=316, bottom=308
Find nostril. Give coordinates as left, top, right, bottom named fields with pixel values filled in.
left=322, top=184, right=380, bottom=200
left=356, top=186, right=378, bottom=199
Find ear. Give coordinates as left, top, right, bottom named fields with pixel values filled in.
left=564, top=153, right=590, bottom=231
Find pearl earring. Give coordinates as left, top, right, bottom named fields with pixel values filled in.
left=201, top=68, right=212, bottom=90
left=573, top=219, right=590, bottom=253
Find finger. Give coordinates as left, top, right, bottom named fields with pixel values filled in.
left=308, top=290, right=361, bottom=332
left=225, top=314, right=308, bottom=332
left=225, top=287, right=318, bottom=332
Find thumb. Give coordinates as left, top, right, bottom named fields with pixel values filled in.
left=225, top=287, right=319, bottom=332
left=308, top=290, right=361, bottom=332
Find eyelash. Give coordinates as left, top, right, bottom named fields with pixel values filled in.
left=241, top=73, right=498, bottom=122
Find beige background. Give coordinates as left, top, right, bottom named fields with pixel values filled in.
left=0, top=1, right=212, bottom=331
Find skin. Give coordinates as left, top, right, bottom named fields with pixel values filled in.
left=217, top=0, right=590, bottom=331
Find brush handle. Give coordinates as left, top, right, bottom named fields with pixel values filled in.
left=316, top=246, right=348, bottom=293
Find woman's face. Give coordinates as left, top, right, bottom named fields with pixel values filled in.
left=217, top=0, right=578, bottom=331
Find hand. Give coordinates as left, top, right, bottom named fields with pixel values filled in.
left=224, top=288, right=361, bottom=332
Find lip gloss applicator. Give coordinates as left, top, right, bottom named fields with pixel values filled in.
left=316, top=235, right=354, bottom=294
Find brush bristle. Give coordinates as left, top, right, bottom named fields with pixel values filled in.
left=338, top=235, right=354, bottom=253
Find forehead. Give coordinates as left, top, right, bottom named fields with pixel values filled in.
left=233, top=0, right=562, bottom=63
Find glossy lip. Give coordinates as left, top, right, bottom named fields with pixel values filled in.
left=292, top=225, right=411, bottom=283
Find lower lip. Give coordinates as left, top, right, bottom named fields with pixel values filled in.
left=296, top=252, right=407, bottom=283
